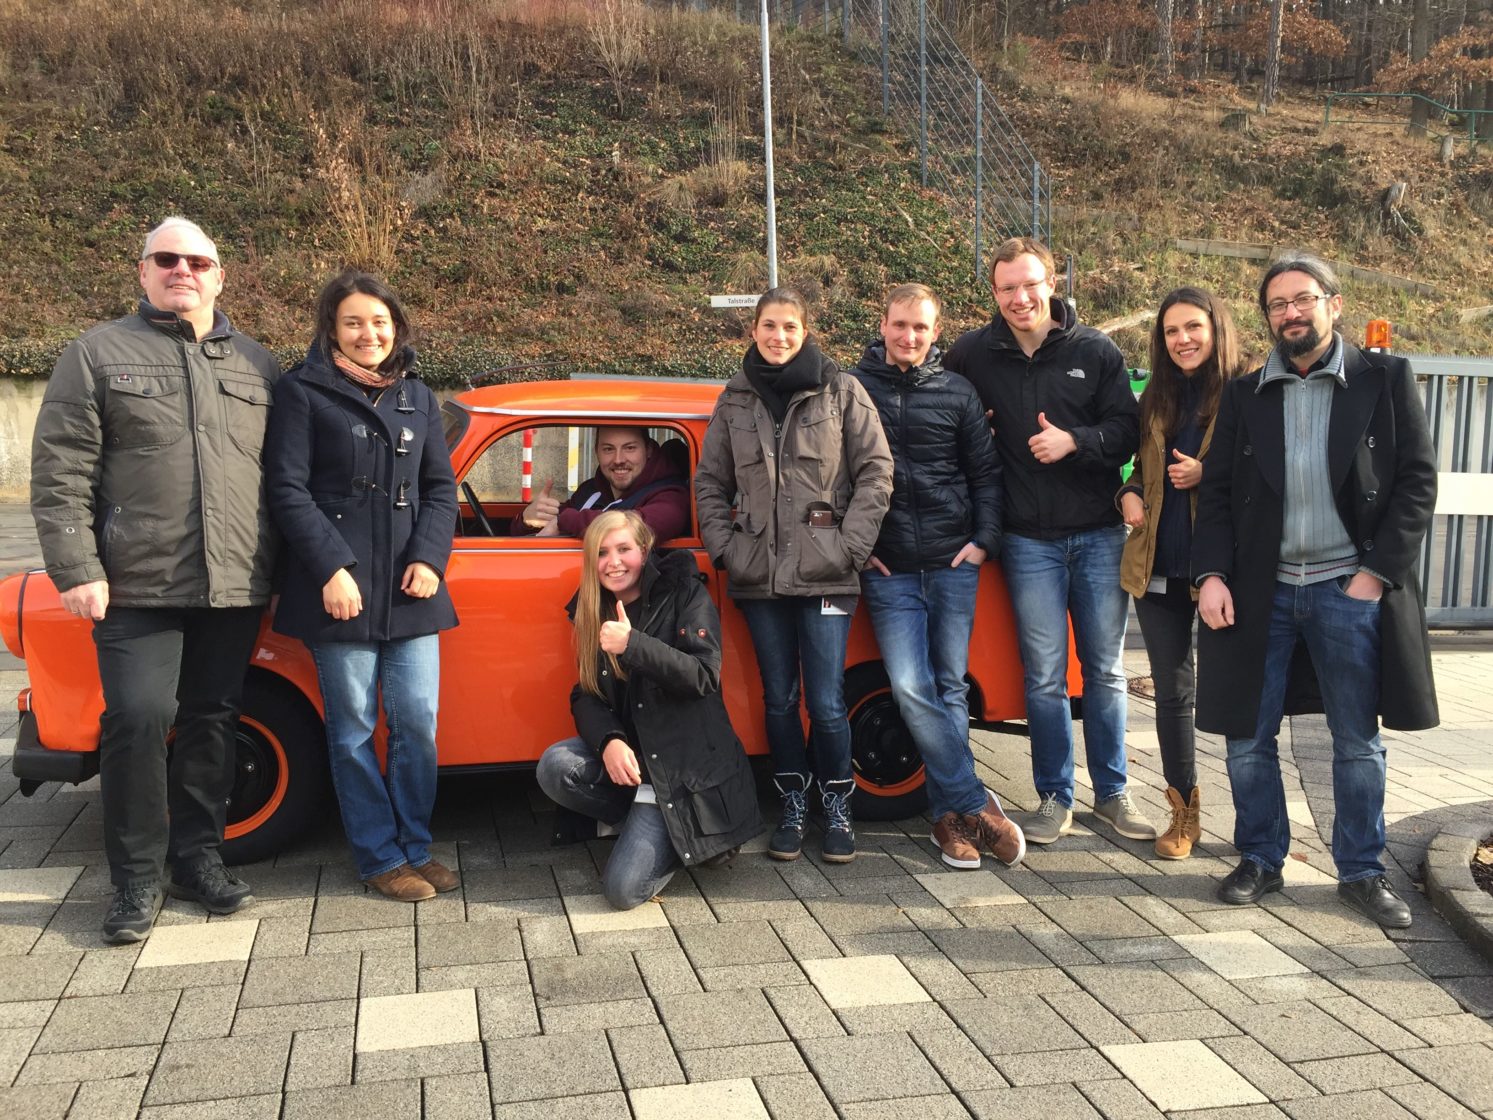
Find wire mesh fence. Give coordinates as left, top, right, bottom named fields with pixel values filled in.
left=664, top=0, right=1052, bottom=279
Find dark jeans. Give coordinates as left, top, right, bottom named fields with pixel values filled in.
left=736, top=596, right=853, bottom=788
left=536, top=737, right=679, bottom=910
left=1133, top=579, right=1198, bottom=795
left=93, top=606, right=262, bottom=890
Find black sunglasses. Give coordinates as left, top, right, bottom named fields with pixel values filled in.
left=143, top=251, right=218, bottom=273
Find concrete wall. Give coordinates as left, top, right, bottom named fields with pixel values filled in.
left=0, top=379, right=46, bottom=500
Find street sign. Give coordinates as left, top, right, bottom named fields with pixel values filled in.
left=709, top=294, right=760, bottom=309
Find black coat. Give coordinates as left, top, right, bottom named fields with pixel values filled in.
left=851, top=342, right=1003, bottom=570
left=1192, top=345, right=1439, bottom=736
left=569, top=550, right=765, bottom=866
left=944, top=298, right=1139, bottom=539
left=266, top=344, right=458, bottom=644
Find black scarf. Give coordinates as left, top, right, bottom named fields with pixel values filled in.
left=743, top=336, right=828, bottom=424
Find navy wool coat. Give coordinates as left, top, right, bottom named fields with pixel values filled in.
left=265, top=344, right=458, bottom=645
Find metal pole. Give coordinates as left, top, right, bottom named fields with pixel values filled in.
left=880, top=0, right=890, bottom=116
left=842, top=0, right=850, bottom=46
left=918, top=0, right=927, bottom=187
left=823, top=0, right=829, bottom=32
left=1031, top=160, right=1041, bottom=239
left=974, top=79, right=983, bottom=285
left=760, top=0, right=779, bottom=288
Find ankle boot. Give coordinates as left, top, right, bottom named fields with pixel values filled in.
left=1155, top=786, right=1201, bottom=860
left=768, top=773, right=809, bottom=861
left=820, top=779, right=856, bottom=864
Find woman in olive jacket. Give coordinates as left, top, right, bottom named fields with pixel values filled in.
left=1116, top=287, right=1244, bottom=860
left=695, top=288, right=893, bottom=864
left=537, top=511, right=764, bottom=910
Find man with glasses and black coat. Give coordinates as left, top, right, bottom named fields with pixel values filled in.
left=30, top=217, right=280, bottom=943
left=1194, top=251, right=1438, bottom=928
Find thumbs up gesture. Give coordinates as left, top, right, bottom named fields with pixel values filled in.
left=1027, top=411, right=1077, bottom=464
left=523, top=478, right=560, bottom=529
left=1167, top=448, right=1202, bottom=490
left=599, top=599, right=632, bottom=655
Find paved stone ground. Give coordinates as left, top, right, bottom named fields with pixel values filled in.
left=3, top=505, right=1493, bottom=1119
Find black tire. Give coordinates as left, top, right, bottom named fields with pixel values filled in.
left=845, top=662, right=928, bottom=821
left=220, top=672, right=330, bottom=865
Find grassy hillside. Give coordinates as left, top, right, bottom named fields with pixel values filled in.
left=1, top=0, right=1489, bottom=385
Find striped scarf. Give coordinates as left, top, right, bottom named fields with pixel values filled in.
left=332, top=348, right=400, bottom=390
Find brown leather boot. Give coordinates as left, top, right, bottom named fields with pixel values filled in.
left=1154, top=786, right=1201, bottom=860
left=365, top=864, right=436, bottom=902
left=414, top=860, right=461, bottom=893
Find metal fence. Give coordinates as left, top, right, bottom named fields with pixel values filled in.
left=678, top=0, right=1052, bottom=277
left=1413, top=356, right=1493, bottom=629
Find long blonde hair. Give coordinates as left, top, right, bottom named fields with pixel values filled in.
left=576, top=510, right=655, bottom=698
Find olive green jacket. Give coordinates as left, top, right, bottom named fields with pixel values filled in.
left=31, top=303, right=280, bottom=607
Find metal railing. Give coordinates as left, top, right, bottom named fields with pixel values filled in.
left=678, top=0, right=1052, bottom=277
left=1324, top=92, right=1493, bottom=145
left=1412, top=356, right=1493, bottom=629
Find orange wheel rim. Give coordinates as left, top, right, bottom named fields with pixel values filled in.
left=224, top=715, right=289, bottom=839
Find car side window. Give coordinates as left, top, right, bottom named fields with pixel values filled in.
left=456, top=425, right=694, bottom=539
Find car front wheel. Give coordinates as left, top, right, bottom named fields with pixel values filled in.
left=846, top=662, right=928, bottom=821
left=221, top=672, right=330, bottom=865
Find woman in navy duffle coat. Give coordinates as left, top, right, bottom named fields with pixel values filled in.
left=265, top=269, right=459, bottom=903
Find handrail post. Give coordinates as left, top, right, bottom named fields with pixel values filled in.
left=1323, top=94, right=1331, bottom=129
left=975, top=78, right=983, bottom=285
left=918, top=0, right=927, bottom=187
left=880, top=0, right=889, bottom=116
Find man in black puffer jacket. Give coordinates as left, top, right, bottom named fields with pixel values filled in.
left=945, top=238, right=1149, bottom=849
left=853, top=284, right=1026, bottom=872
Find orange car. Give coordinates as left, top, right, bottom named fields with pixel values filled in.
left=4, top=379, right=1079, bottom=862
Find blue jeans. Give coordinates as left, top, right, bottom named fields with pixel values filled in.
left=312, top=635, right=441, bottom=880
left=736, top=597, right=853, bottom=787
left=1226, top=579, right=1386, bottom=883
left=1001, top=526, right=1130, bottom=807
left=536, top=737, right=679, bottom=910
left=861, top=563, right=985, bottom=818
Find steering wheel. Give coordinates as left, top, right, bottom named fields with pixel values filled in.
left=461, top=481, right=497, bottom=537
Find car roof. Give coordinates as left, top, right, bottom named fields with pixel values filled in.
left=452, top=379, right=726, bottom=421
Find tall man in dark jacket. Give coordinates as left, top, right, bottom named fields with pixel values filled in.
left=945, top=238, right=1150, bottom=846
left=30, top=217, right=280, bottom=943
left=1195, top=253, right=1438, bottom=928
left=854, top=284, right=1025, bottom=871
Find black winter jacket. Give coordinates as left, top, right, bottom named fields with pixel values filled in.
left=569, top=550, right=765, bottom=865
left=266, top=343, right=458, bottom=644
left=944, top=299, right=1139, bottom=539
left=851, top=342, right=1002, bottom=570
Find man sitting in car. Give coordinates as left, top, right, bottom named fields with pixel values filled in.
left=512, top=425, right=690, bottom=541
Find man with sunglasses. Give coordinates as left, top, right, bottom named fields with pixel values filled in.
left=31, top=216, right=280, bottom=943
left=1194, top=252, right=1438, bottom=928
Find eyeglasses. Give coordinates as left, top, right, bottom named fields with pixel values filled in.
left=142, top=251, right=218, bottom=273
left=994, top=280, right=1046, bottom=301
left=1265, top=293, right=1330, bottom=317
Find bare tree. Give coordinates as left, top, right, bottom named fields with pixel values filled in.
left=1157, top=0, right=1175, bottom=78
left=1409, top=0, right=1432, bottom=135
left=1261, top=0, right=1284, bottom=107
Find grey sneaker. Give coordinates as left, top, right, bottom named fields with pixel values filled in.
left=1094, top=791, right=1158, bottom=840
left=1025, top=793, right=1073, bottom=845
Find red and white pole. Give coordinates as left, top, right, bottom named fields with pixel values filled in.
left=521, top=428, right=534, bottom=501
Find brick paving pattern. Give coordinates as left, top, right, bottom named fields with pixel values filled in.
left=1, top=504, right=1491, bottom=1118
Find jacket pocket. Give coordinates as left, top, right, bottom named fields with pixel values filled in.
left=218, top=376, right=273, bottom=455
left=723, top=511, right=770, bottom=590
left=798, top=523, right=852, bottom=584
left=102, top=375, right=186, bottom=449
left=682, top=765, right=756, bottom=836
